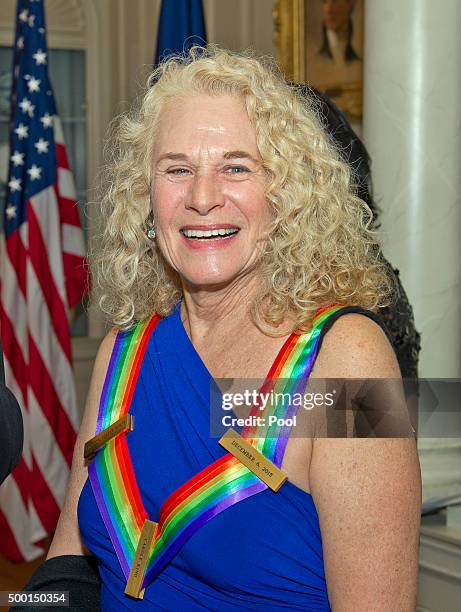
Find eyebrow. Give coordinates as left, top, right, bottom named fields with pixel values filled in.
left=155, top=150, right=260, bottom=164
left=223, top=150, right=259, bottom=162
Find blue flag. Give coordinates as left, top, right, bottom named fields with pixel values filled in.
left=155, top=0, right=206, bottom=64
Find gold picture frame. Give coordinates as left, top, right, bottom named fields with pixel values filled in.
left=273, top=0, right=364, bottom=121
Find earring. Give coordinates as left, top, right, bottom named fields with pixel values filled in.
left=147, top=224, right=156, bottom=240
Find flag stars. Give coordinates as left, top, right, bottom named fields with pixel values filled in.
left=27, top=76, right=41, bottom=93
left=34, top=138, right=49, bottom=154
left=14, top=123, right=29, bottom=139
left=8, top=177, right=22, bottom=192
left=19, top=9, right=29, bottom=22
left=10, top=151, right=24, bottom=166
left=19, top=97, right=35, bottom=117
left=28, top=14, right=35, bottom=27
left=27, top=165, right=42, bottom=181
left=40, top=113, right=53, bottom=128
left=17, top=37, right=24, bottom=49
left=6, top=204, right=17, bottom=219
left=32, top=49, right=47, bottom=65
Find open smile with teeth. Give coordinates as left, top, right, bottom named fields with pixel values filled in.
left=181, top=228, right=240, bottom=240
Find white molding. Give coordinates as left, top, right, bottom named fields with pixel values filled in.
left=45, top=0, right=85, bottom=34
left=418, top=522, right=461, bottom=611
left=419, top=560, right=461, bottom=583
left=420, top=529, right=461, bottom=573
left=420, top=525, right=461, bottom=549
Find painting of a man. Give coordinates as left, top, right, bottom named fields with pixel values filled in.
left=306, top=0, right=364, bottom=120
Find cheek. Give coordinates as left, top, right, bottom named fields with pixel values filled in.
left=244, top=190, right=271, bottom=225
left=152, top=181, right=187, bottom=225
left=226, top=182, right=268, bottom=213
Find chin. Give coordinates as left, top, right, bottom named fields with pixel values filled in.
left=181, top=267, right=246, bottom=291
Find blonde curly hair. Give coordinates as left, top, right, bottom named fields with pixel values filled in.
left=91, top=45, right=394, bottom=333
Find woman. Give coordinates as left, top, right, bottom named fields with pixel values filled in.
left=43, top=47, right=421, bottom=610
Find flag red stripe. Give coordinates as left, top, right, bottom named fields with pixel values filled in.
left=28, top=205, right=72, bottom=360
left=58, top=204, right=83, bottom=228
left=63, top=252, right=90, bottom=308
left=5, top=230, right=27, bottom=297
left=54, top=188, right=81, bottom=227
left=0, top=510, right=28, bottom=563
left=55, top=142, right=70, bottom=169
left=28, top=338, right=76, bottom=466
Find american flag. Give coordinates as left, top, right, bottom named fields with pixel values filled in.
left=0, top=0, right=88, bottom=561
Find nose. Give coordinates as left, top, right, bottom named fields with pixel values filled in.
left=187, top=171, right=224, bottom=215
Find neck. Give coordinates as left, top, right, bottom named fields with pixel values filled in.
left=180, top=274, right=262, bottom=344
left=327, top=22, right=349, bottom=41
left=326, top=26, right=349, bottom=65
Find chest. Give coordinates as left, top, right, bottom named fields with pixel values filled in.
left=193, top=327, right=292, bottom=380
left=79, top=381, right=325, bottom=598
left=191, top=329, right=332, bottom=496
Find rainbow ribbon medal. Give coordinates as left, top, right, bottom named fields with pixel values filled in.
left=88, top=303, right=345, bottom=596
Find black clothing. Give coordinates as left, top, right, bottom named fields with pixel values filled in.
left=22, top=555, right=101, bottom=611
left=0, top=341, right=23, bottom=485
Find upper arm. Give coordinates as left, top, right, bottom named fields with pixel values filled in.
left=309, top=314, right=422, bottom=611
left=46, top=328, right=118, bottom=559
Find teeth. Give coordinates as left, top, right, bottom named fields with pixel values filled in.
left=182, top=228, right=239, bottom=238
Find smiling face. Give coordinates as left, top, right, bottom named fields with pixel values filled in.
left=151, top=93, right=272, bottom=291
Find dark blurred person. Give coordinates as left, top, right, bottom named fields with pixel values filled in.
left=0, top=341, right=23, bottom=485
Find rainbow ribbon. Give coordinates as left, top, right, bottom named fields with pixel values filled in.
left=88, top=303, right=345, bottom=591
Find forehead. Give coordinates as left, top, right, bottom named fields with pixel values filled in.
left=154, top=93, right=259, bottom=153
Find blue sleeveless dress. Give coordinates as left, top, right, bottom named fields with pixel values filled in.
left=78, top=304, right=389, bottom=610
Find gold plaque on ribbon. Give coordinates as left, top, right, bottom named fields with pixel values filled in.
left=125, top=519, right=157, bottom=599
left=84, top=414, right=134, bottom=459
left=219, top=428, right=288, bottom=492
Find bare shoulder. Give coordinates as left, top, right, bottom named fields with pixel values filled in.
left=311, top=311, right=401, bottom=379
left=47, top=327, right=118, bottom=559
left=308, top=312, right=421, bottom=610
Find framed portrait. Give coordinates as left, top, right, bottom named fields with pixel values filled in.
left=273, top=0, right=364, bottom=123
